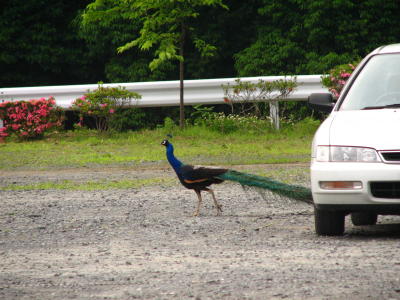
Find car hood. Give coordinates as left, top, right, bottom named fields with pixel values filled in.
left=329, top=110, right=400, bottom=150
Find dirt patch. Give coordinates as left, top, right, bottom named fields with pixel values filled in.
left=1, top=165, right=400, bottom=299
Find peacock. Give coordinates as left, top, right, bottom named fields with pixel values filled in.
left=161, top=139, right=313, bottom=216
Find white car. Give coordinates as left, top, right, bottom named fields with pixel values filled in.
left=309, top=44, right=400, bottom=235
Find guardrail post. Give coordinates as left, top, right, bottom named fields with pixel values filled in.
left=269, top=100, right=279, bottom=130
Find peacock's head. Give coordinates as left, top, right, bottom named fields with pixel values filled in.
left=161, top=134, right=173, bottom=147
left=161, top=139, right=170, bottom=147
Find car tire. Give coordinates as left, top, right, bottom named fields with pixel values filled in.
left=314, top=207, right=345, bottom=236
left=351, top=212, right=378, bottom=226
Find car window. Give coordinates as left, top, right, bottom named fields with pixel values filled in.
left=339, top=53, right=400, bottom=110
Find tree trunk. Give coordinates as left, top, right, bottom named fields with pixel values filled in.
left=179, top=23, right=185, bottom=129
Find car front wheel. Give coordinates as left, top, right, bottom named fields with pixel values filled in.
left=314, top=207, right=345, bottom=236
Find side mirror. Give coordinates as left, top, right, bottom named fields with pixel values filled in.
left=308, top=93, right=335, bottom=113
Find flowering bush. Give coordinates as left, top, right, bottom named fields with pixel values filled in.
left=71, top=84, right=141, bottom=132
left=0, top=97, right=62, bottom=140
left=321, top=62, right=359, bottom=98
left=0, top=127, right=8, bottom=141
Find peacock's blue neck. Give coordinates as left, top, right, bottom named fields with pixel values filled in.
left=166, top=143, right=183, bottom=173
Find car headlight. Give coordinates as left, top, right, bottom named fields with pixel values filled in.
left=316, top=146, right=380, bottom=162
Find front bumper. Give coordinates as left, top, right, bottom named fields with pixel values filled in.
left=311, top=160, right=400, bottom=208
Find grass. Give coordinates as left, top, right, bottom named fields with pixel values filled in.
left=0, top=118, right=319, bottom=171
left=0, top=177, right=175, bottom=191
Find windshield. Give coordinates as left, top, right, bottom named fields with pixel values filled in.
left=339, top=53, right=400, bottom=111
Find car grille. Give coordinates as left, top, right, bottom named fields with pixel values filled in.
left=380, top=151, right=400, bottom=163
left=370, top=182, right=400, bottom=199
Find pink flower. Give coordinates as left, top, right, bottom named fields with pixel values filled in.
left=0, top=127, right=8, bottom=137
left=340, top=72, right=351, bottom=78
left=330, top=89, right=340, bottom=98
left=100, top=103, right=108, bottom=107
left=109, top=109, right=115, bottom=114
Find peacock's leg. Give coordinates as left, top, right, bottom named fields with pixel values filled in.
left=206, top=188, right=223, bottom=215
left=193, top=190, right=202, bottom=217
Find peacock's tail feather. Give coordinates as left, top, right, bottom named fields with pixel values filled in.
left=217, top=170, right=313, bottom=204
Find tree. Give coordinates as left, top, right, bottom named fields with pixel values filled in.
left=0, top=0, right=99, bottom=88
left=234, top=0, right=400, bottom=76
left=82, top=0, right=227, bottom=129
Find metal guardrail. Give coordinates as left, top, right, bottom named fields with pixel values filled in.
left=0, top=75, right=327, bottom=108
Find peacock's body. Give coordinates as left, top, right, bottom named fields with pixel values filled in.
left=161, top=139, right=312, bottom=216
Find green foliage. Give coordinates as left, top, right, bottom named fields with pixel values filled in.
left=159, top=117, right=179, bottom=137
left=300, top=52, right=359, bottom=75
left=109, top=107, right=146, bottom=132
left=78, top=0, right=174, bottom=83
left=71, top=84, right=141, bottom=131
left=235, top=32, right=304, bottom=76
left=189, top=105, right=215, bottom=120
left=184, top=1, right=260, bottom=79
left=3, top=0, right=400, bottom=96
left=82, top=0, right=228, bottom=128
left=82, top=0, right=227, bottom=71
left=112, top=0, right=227, bottom=68
left=77, top=0, right=258, bottom=82
left=235, top=0, right=400, bottom=76
left=280, top=101, right=324, bottom=122
left=0, top=0, right=98, bottom=87
left=194, top=112, right=273, bottom=134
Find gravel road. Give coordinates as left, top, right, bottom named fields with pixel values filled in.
left=1, top=164, right=400, bottom=299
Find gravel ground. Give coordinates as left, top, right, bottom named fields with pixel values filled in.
left=1, top=164, right=400, bottom=299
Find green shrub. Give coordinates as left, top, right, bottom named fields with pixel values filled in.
left=71, top=84, right=141, bottom=132
left=109, top=107, right=146, bottom=132
left=194, top=112, right=272, bottom=134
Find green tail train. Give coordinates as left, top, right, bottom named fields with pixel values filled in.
left=217, top=170, right=313, bottom=204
